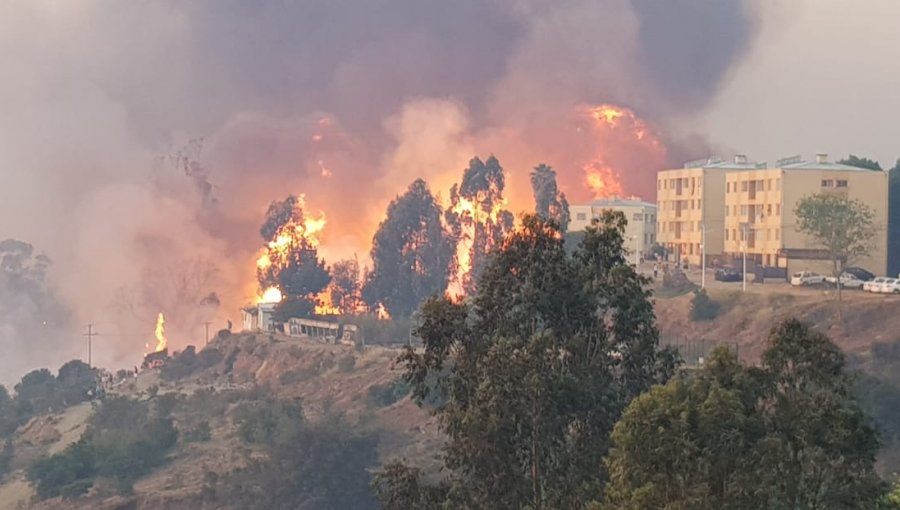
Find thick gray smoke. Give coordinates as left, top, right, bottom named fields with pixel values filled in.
left=0, top=1, right=759, bottom=377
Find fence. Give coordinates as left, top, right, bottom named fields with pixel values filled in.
left=660, top=336, right=741, bottom=369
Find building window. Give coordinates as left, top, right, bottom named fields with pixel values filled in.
left=732, top=229, right=737, bottom=241
left=775, top=229, right=780, bottom=241
left=633, top=212, right=643, bottom=221
left=776, top=178, right=781, bottom=191
left=741, top=205, right=748, bottom=216
left=767, top=204, right=772, bottom=216
left=821, top=179, right=834, bottom=187
left=768, top=179, right=772, bottom=191
left=776, top=204, right=781, bottom=216
left=727, top=182, right=731, bottom=193
left=725, top=229, right=729, bottom=240
left=697, top=199, right=701, bottom=210
left=836, top=179, right=848, bottom=188
left=576, top=213, right=586, bottom=221
left=741, top=181, right=748, bottom=192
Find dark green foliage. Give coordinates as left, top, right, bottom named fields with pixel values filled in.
left=273, top=296, right=316, bottom=322
left=329, top=258, right=362, bottom=312
left=183, top=421, right=212, bottom=443
left=258, top=195, right=331, bottom=317
left=353, top=314, right=414, bottom=346
left=444, top=156, right=515, bottom=295
left=367, top=378, right=411, bottom=408
left=210, top=415, right=380, bottom=510
left=8, top=360, right=99, bottom=428
left=27, top=396, right=178, bottom=499
left=15, top=368, right=59, bottom=415
left=362, top=179, right=453, bottom=317
left=0, top=439, right=13, bottom=480
left=372, top=461, right=449, bottom=510
left=530, top=163, right=570, bottom=231
left=604, top=320, right=885, bottom=509
left=690, top=289, right=720, bottom=321
left=382, top=212, right=676, bottom=509
left=838, top=154, right=883, bottom=171
left=56, top=360, right=97, bottom=407
left=160, top=345, right=223, bottom=381
left=232, top=398, right=304, bottom=445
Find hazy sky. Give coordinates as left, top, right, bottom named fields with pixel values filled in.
left=699, top=0, right=900, bottom=168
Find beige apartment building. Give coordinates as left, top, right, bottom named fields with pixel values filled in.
left=723, top=154, right=889, bottom=275
left=569, top=197, right=656, bottom=261
left=656, top=155, right=766, bottom=266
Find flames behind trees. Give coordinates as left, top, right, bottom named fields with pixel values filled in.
left=530, top=164, right=570, bottom=230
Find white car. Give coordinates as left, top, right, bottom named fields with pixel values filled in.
left=825, top=273, right=865, bottom=289
left=791, top=271, right=825, bottom=287
left=880, top=278, right=900, bottom=294
left=864, top=277, right=889, bottom=293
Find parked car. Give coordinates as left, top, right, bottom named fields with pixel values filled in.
left=863, top=277, right=889, bottom=293
left=880, top=278, right=900, bottom=294
left=824, top=273, right=865, bottom=289
left=714, top=267, right=742, bottom=282
left=844, top=267, right=875, bottom=282
left=790, top=271, right=825, bottom=286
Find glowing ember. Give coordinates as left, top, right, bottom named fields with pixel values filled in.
left=259, top=286, right=283, bottom=304
left=375, top=303, right=391, bottom=320
left=153, top=312, right=167, bottom=353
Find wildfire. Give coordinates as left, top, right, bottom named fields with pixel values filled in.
left=259, top=286, right=283, bottom=304
left=153, top=312, right=167, bottom=353
left=375, top=303, right=391, bottom=320
left=446, top=193, right=510, bottom=299
left=582, top=103, right=663, bottom=200
left=314, top=287, right=341, bottom=315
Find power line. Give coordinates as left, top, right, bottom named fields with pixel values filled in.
left=83, top=324, right=97, bottom=367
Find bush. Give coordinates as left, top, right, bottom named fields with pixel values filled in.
left=161, top=346, right=224, bottom=381
left=337, top=355, right=357, bottom=373
left=233, top=399, right=304, bottom=445
left=26, top=397, right=179, bottom=499
left=367, top=378, right=411, bottom=408
left=690, top=289, right=720, bottom=321
left=184, top=421, right=212, bottom=443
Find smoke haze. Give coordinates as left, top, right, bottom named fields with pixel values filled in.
left=0, top=0, right=759, bottom=378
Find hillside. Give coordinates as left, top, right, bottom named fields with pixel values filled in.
left=0, top=287, right=898, bottom=508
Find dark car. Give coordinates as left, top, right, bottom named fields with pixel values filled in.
left=843, top=267, right=875, bottom=282
left=714, top=267, right=742, bottom=282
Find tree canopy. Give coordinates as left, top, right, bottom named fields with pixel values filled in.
left=363, top=179, right=454, bottom=317
left=380, top=212, right=676, bottom=509
left=889, top=160, right=900, bottom=276
left=603, top=319, right=884, bottom=509
left=530, top=163, right=570, bottom=231
left=838, top=154, right=883, bottom=171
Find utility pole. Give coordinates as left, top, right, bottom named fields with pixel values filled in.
left=204, top=321, right=212, bottom=345
left=83, top=324, right=96, bottom=367
left=741, top=223, right=748, bottom=293
left=701, top=221, right=707, bottom=289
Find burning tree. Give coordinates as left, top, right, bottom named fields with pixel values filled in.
left=363, top=179, right=453, bottom=317
left=530, top=163, right=570, bottom=231
left=445, top=156, right=515, bottom=297
left=328, top=258, right=362, bottom=314
left=257, top=195, right=331, bottom=319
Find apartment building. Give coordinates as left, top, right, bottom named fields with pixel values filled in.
left=723, top=154, right=889, bottom=275
left=656, top=155, right=766, bottom=266
left=569, top=197, right=656, bottom=260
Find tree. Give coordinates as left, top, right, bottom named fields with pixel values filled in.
left=380, top=212, right=676, bottom=509
left=603, top=319, right=885, bottom=509
left=794, top=193, right=875, bottom=321
left=363, top=179, right=453, bottom=317
left=889, top=160, right=900, bottom=277
left=56, top=360, right=97, bottom=408
left=838, top=154, right=882, bottom=171
left=530, top=163, right=570, bottom=231
left=328, top=258, right=361, bottom=313
left=258, top=195, right=331, bottom=318
left=445, top=156, right=515, bottom=295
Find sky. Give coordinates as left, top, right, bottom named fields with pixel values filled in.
left=0, top=0, right=897, bottom=377
left=696, top=0, right=900, bottom=168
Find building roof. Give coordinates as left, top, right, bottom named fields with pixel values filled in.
left=586, top=196, right=656, bottom=208
left=703, top=161, right=768, bottom=170
left=779, top=160, right=884, bottom=172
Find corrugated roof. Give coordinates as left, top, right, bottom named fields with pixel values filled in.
left=587, top=196, right=656, bottom=208
left=780, top=161, right=884, bottom=172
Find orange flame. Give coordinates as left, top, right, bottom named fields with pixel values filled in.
left=582, top=104, right=662, bottom=200
left=154, top=312, right=167, bottom=353
left=314, top=287, right=341, bottom=316
left=375, top=303, right=391, bottom=320
left=258, top=286, right=283, bottom=304
left=446, top=195, right=508, bottom=299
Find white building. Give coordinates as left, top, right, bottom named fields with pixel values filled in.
left=569, top=196, right=657, bottom=261
left=241, top=302, right=278, bottom=332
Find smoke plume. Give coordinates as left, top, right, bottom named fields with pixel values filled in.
left=0, top=1, right=759, bottom=375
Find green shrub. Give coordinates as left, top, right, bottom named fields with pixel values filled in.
left=184, top=421, right=212, bottom=443
left=690, top=289, right=720, bottom=321
left=233, top=399, right=304, bottom=445
left=367, top=378, right=411, bottom=408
